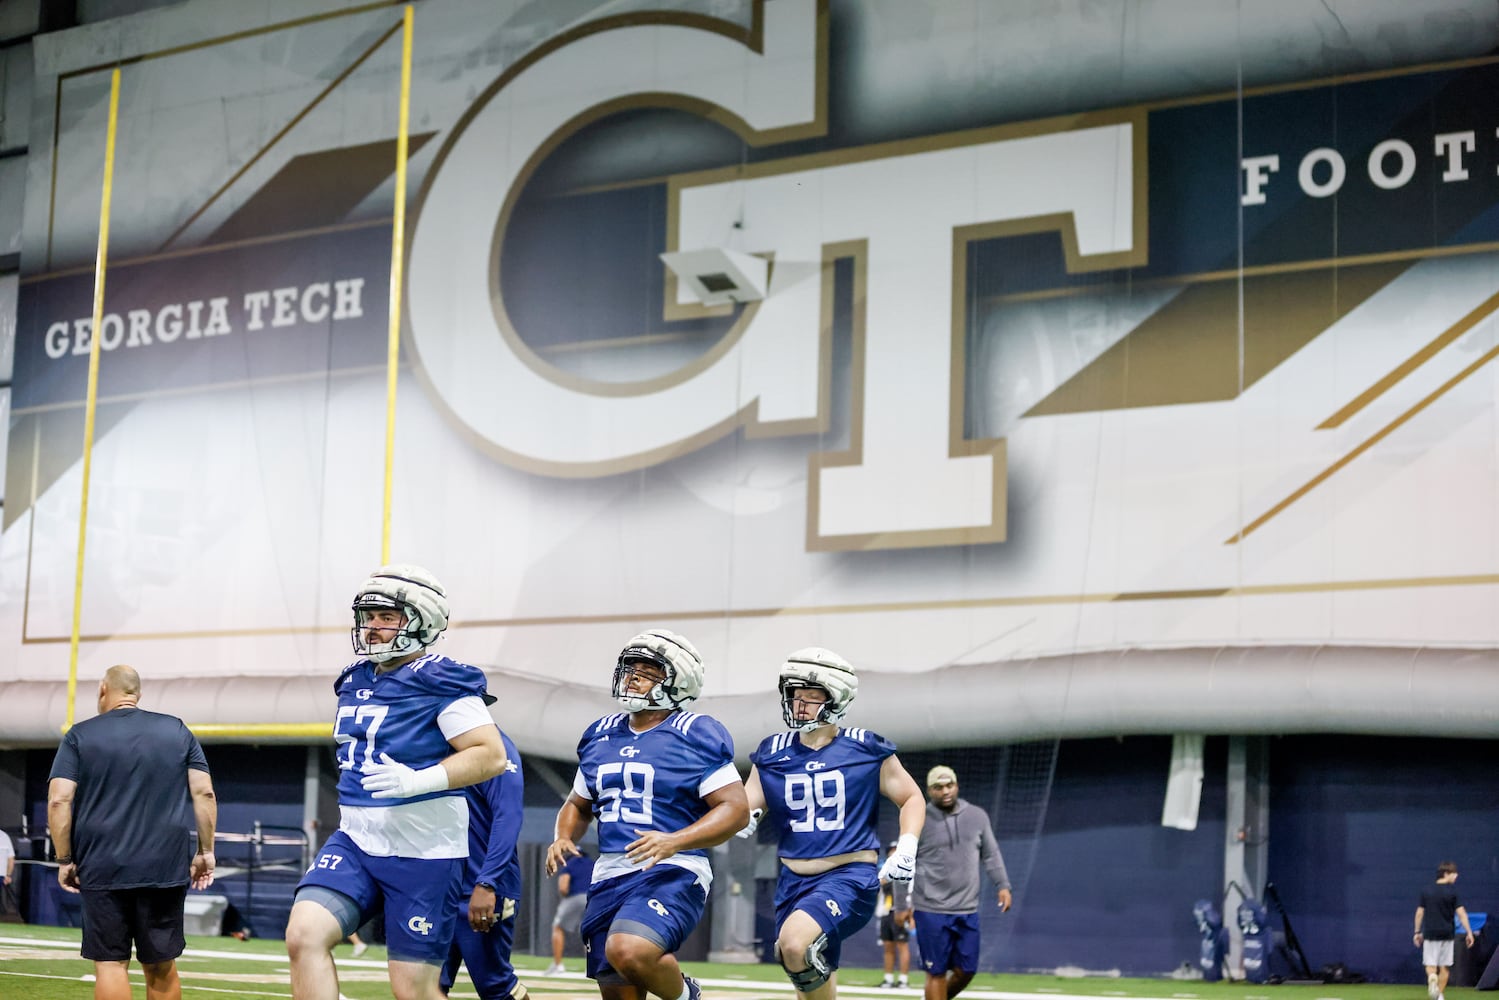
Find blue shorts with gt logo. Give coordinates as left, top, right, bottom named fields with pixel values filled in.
left=580, top=865, right=708, bottom=983
left=913, top=910, right=982, bottom=974
left=297, top=829, right=462, bottom=963
left=772, top=862, right=879, bottom=972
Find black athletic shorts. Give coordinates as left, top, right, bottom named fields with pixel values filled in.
left=879, top=912, right=910, bottom=943
left=81, top=885, right=188, bottom=964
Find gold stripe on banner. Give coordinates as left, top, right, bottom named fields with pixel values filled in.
left=65, top=67, right=121, bottom=733
left=382, top=4, right=414, bottom=565
left=156, top=17, right=406, bottom=253
left=1317, top=287, right=1499, bottom=429
left=44, top=0, right=403, bottom=269
left=21, top=569, right=1499, bottom=645
left=1230, top=336, right=1499, bottom=544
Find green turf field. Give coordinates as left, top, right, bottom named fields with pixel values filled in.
left=0, top=923, right=1428, bottom=1000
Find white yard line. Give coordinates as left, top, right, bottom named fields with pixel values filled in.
left=0, top=935, right=1328, bottom=1000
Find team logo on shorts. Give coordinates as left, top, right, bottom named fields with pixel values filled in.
left=408, top=915, right=433, bottom=935
left=826, top=899, right=842, bottom=917
left=648, top=898, right=671, bottom=917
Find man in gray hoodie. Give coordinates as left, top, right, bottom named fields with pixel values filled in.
left=910, top=766, right=1011, bottom=1000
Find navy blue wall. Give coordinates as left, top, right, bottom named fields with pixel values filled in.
left=21, top=732, right=1499, bottom=980
left=1268, top=735, right=1499, bottom=985
left=890, top=738, right=1227, bottom=977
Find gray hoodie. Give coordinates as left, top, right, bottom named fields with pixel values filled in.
left=910, top=798, right=1011, bottom=914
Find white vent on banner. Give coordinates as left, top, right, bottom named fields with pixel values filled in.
left=659, top=247, right=768, bottom=306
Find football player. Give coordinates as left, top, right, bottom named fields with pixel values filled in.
left=545, top=630, right=749, bottom=1000
left=439, top=726, right=524, bottom=1000
left=738, top=648, right=924, bottom=1000
left=287, top=565, right=506, bottom=1000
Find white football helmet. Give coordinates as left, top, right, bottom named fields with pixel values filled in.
left=779, top=647, right=857, bottom=732
left=350, top=564, right=450, bottom=663
left=612, top=629, right=704, bottom=712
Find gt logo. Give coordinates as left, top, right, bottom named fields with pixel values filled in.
left=805, top=761, right=827, bottom=771
left=408, top=915, right=433, bottom=936
left=355, top=688, right=373, bottom=701
left=648, top=899, right=670, bottom=917
left=619, top=746, right=641, bottom=758
left=406, top=0, right=1140, bottom=551
left=826, top=899, right=842, bottom=917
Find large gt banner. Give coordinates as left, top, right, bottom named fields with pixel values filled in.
left=5, top=0, right=1499, bottom=751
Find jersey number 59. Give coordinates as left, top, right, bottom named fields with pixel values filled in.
left=595, top=762, right=655, bottom=825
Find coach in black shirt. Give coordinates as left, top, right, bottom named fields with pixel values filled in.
left=47, top=664, right=218, bottom=1000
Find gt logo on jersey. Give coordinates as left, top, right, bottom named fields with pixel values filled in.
left=408, top=915, right=433, bottom=935
left=805, top=761, right=828, bottom=771
left=619, top=746, right=641, bottom=758
left=649, top=899, right=671, bottom=917
left=826, top=899, right=842, bottom=917
left=355, top=688, right=373, bottom=701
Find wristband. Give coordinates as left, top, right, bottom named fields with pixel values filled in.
left=412, top=763, right=450, bottom=796
left=895, top=834, right=919, bottom=857
left=56, top=856, right=72, bottom=864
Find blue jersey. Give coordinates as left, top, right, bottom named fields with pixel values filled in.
left=561, top=852, right=594, bottom=890
left=461, top=729, right=523, bottom=900
left=750, top=727, right=897, bottom=859
left=574, top=711, right=736, bottom=861
left=333, top=653, right=491, bottom=808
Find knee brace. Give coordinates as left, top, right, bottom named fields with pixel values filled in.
left=779, top=932, right=832, bottom=993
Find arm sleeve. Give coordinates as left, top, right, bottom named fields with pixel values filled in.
left=438, top=696, right=494, bottom=740
left=978, top=816, right=1011, bottom=890
left=698, top=762, right=741, bottom=797
left=477, top=770, right=524, bottom=888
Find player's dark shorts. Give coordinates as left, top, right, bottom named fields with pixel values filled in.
left=581, top=865, right=707, bottom=983
left=880, top=912, right=911, bottom=943
left=913, top=910, right=981, bottom=974
left=773, top=862, right=880, bottom=972
left=80, top=885, right=189, bottom=964
left=297, top=829, right=463, bottom=964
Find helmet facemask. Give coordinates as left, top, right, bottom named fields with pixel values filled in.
left=780, top=682, right=837, bottom=732
left=612, top=656, right=673, bottom=712
left=778, top=647, right=857, bottom=733
left=352, top=597, right=424, bottom=663
left=612, top=630, right=704, bottom=712
left=350, top=564, right=450, bottom=664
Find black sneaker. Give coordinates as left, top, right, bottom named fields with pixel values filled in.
left=684, top=976, right=703, bottom=1000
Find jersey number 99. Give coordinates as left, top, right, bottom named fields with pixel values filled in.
left=785, top=771, right=846, bottom=831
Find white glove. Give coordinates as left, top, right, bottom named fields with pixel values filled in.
left=879, top=834, right=918, bottom=883
left=736, top=808, right=765, bottom=839
left=361, top=753, right=449, bottom=799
